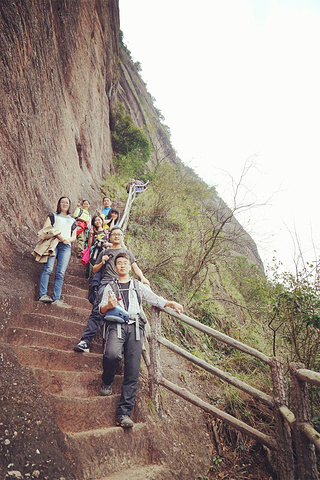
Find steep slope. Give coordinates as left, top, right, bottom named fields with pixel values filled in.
left=115, top=45, right=263, bottom=271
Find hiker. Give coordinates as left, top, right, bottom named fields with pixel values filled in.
left=73, top=226, right=149, bottom=352
left=126, top=179, right=135, bottom=193
left=34, top=196, right=77, bottom=307
left=86, top=215, right=111, bottom=278
left=134, top=178, right=144, bottom=194
left=104, top=207, right=120, bottom=230
left=99, top=252, right=183, bottom=428
left=73, top=199, right=91, bottom=257
left=97, top=196, right=112, bottom=218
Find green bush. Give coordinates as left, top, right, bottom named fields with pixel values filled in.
left=111, top=103, right=151, bottom=178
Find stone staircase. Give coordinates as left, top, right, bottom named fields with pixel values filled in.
left=3, top=256, right=167, bottom=480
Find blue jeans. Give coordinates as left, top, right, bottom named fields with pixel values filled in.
left=39, top=242, right=71, bottom=301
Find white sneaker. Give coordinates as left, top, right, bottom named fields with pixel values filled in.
left=74, top=340, right=90, bottom=353
left=39, top=295, right=53, bottom=303
left=52, top=300, right=72, bottom=309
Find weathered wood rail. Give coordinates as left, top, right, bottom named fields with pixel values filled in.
left=118, top=183, right=136, bottom=233
left=146, top=306, right=320, bottom=480
left=120, top=181, right=320, bottom=479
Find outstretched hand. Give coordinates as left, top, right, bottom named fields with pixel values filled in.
left=166, top=301, right=183, bottom=314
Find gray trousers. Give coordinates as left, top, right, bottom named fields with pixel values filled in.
left=102, top=322, right=143, bottom=417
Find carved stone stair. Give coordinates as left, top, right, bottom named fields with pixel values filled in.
left=3, top=255, right=165, bottom=479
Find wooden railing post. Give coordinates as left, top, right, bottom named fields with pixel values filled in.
left=289, top=362, right=319, bottom=480
left=148, top=306, right=163, bottom=413
left=270, top=357, right=295, bottom=480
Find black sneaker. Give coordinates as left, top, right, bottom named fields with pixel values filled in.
left=100, top=383, right=112, bottom=396
left=116, top=415, right=134, bottom=428
left=74, top=340, right=89, bottom=353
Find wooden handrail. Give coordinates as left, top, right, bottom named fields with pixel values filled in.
left=160, top=377, right=277, bottom=451
left=158, top=336, right=274, bottom=407
left=300, top=423, right=320, bottom=452
left=118, top=183, right=136, bottom=232
left=294, top=368, right=320, bottom=388
left=279, top=405, right=296, bottom=426
left=163, top=307, right=272, bottom=365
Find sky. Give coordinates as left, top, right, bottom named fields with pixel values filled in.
left=119, top=0, right=320, bottom=273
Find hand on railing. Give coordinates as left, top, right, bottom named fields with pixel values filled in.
left=164, top=301, right=183, bottom=314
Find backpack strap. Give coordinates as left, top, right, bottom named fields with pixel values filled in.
left=132, top=279, right=147, bottom=325
left=108, top=280, right=120, bottom=300
left=48, top=212, right=55, bottom=226
left=132, top=278, right=142, bottom=306
left=75, top=207, right=83, bottom=220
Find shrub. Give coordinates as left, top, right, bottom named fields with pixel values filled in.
left=111, top=103, right=151, bottom=178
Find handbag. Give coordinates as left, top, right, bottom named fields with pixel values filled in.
left=81, top=246, right=91, bottom=265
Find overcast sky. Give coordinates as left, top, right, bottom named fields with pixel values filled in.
left=119, top=0, right=320, bottom=273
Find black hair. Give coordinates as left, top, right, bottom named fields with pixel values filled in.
left=115, top=252, right=132, bottom=265
left=107, top=207, right=120, bottom=220
left=91, top=214, right=104, bottom=234
left=109, top=226, right=124, bottom=236
left=82, top=199, right=90, bottom=205
left=56, top=197, right=71, bottom=215
left=103, top=196, right=111, bottom=202
left=91, top=214, right=104, bottom=226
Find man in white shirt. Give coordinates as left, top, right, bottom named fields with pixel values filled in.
left=99, top=252, right=183, bottom=428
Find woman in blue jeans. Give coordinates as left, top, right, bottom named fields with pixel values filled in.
left=39, top=197, right=77, bottom=308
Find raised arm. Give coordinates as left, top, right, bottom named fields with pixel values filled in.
left=131, top=262, right=150, bottom=285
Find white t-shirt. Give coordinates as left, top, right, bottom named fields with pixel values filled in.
left=53, top=214, right=76, bottom=239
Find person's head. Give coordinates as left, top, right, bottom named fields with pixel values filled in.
left=114, top=252, right=132, bottom=276
left=102, top=196, right=112, bottom=208
left=56, top=197, right=71, bottom=214
left=109, top=227, right=124, bottom=245
left=107, top=208, right=120, bottom=221
left=91, top=215, right=103, bottom=229
left=82, top=200, right=90, bottom=210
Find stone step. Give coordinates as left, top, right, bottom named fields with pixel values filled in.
left=17, top=313, right=87, bottom=336
left=32, top=368, right=122, bottom=398
left=32, top=301, right=92, bottom=322
left=60, top=293, right=91, bottom=310
left=63, top=282, right=89, bottom=299
left=6, top=322, right=103, bottom=354
left=99, top=464, right=167, bottom=480
left=66, top=423, right=157, bottom=480
left=64, top=272, right=90, bottom=289
left=14, top=345, right=102, bottom=372
left=66, top=260, right=88, bottom=277
left=6, top=326, right=86, bottom=352
left=49, top=394, right=126, bottom=432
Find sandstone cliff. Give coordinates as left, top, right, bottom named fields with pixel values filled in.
left=0, top=0, right=119, bottom=291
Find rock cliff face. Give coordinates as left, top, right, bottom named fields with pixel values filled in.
left=0, top=0, right=119, bottom=288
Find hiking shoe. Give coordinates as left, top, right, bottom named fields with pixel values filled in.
left=100, top=383, right=112, bottom=396
left=39, top=295, right=53, bottom=303
left=52, top=299, right=72, bottom=309
left=74, top=340, right=90, bottom=353
left=116, top=415, right=134, bottom=428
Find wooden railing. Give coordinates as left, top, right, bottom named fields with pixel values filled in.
left=146, top=306, right=320, bottom=480
left=119, top=179, right=320, bottom=479
left=281, top=364, right=320, bottom=480
left=118, top=183, right=136, bottom=233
